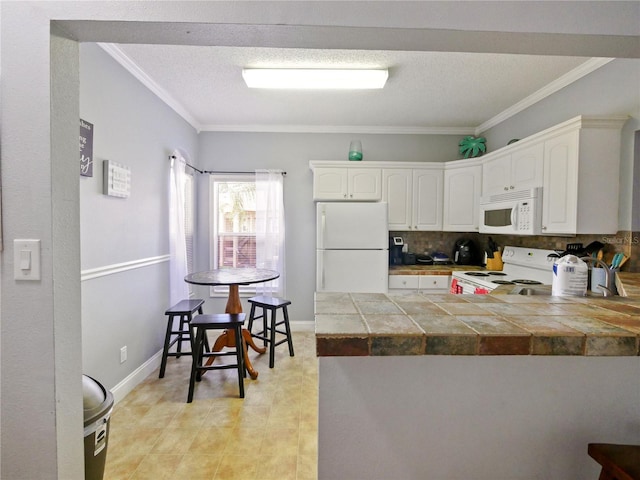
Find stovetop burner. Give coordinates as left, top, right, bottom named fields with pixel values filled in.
left=491, top=280, right=515, bottom=285
left=465, top=272, right=489, bottom=277
left=487, top=272, right=507, bottom=276
left=512, top=279, right=543, bottom=285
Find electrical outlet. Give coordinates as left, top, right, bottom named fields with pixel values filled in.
left=120, top=346, right=127, bottom=364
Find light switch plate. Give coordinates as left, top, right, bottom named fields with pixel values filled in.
left=14, top=239, right=41, bottom=280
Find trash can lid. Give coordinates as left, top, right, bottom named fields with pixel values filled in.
left=83, top=375, right=114, bottom=427
left=83, top=375, right=106, bottom=411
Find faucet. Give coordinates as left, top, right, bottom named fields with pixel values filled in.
left=579, top=257, right=614, bottom=297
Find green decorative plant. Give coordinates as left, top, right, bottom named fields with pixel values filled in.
left=458, top=136, right=487, bottom=158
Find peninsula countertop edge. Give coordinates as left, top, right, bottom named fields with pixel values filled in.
left=315, top=272, right=640, bottom=357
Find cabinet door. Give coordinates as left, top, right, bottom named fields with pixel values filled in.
left=542, top=131, right=579, bottom=234
left=510, top=143, right=543, bottom=191
left=443, top=165, right=481, bottom=231
left=481, top=154, right=511, bottom=195
left=382, top=169, right=412, bottom=230
left=412, top=169, right=443, bottom=230
left=348, top=169, right=381, bottom=200
left=313, top=167, right=348, bottom=200
left=388, top=275, right=419, bottom=290
left=418, top=275, right=450, bottom=291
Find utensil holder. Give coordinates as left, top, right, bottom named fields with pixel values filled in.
left=486, top=252, right=503, bottom=271
left=590, top=267, right=618, bottom=295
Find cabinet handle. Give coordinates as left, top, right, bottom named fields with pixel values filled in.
left=510, top=185, right=515, bottom=189
left=504, top=187, right=509, bottom=191
left=350, top=194, right=353, bottom=198
left=344, top=194, right=347, bottom=198
left=542, top=226, right=547, bottom=230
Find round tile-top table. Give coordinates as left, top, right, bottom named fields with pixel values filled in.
left=185, top=268, right=280, bottom=379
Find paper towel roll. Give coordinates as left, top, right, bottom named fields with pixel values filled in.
left=552, top=255, right=588, bottom=297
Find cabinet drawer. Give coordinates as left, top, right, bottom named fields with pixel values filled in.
left=419, top=275, right=450, bottom=290
left=388, top=275, right=419, bottom=289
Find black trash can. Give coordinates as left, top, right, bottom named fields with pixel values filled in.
left=83, top=375, right=114, bottom=480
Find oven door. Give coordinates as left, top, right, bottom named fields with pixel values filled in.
left=451, top=276, right=491, bottom=295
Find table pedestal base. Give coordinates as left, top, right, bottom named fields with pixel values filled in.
left=203, top=285, right=266, bottom=379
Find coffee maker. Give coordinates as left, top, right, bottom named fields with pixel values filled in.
left=389, top=236, right=404, bottom=265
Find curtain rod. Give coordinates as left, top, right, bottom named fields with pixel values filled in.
left=169, top=155, right=204, bottom=174
left=169, top=156, right=286, bottom=176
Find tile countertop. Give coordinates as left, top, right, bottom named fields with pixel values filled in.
left=315, top=272, right=640, bottom=357
left=389, top=264, right=483, bottom=275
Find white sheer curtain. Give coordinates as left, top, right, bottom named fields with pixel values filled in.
left=255, top=169, right=286, bottom=297
left=169, top=149, right=190, bottom=305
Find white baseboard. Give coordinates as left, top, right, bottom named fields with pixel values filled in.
left=111, top=350, right=163, bottom=405
left=112, top=320, right=315, bottom=404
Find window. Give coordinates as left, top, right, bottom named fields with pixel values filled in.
left=210, top=174, right=257, bottom=293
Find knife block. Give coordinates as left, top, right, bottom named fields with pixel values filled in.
left=486, top=252, right=503, bottom=271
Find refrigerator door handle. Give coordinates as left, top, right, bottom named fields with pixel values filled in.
left=321, top=210, right=326, bottom=247
left=317, top=251, right=325, bottom=290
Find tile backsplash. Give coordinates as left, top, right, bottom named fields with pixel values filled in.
left=390, top=230, right=639, bottom=272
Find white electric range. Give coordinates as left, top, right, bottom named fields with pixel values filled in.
left=450, top=246, right=559, bottom=294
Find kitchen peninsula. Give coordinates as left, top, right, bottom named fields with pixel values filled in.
left=315, top=277, right=640, bottom=480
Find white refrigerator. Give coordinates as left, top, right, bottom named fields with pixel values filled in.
left=316, top=202, right=389, bottom=293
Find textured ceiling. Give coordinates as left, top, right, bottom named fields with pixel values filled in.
left=111, top=43, right=589, bottom=133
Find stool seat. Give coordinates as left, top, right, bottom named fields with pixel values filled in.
left=588, top=443, right=640, bottom=480
left=159, top=298, right=205, bottom=378
left=247, top=295, right=291, bottom=309
left=247, top=295, right=294, bottom=368
left=187, top=313, right=246, bottom=402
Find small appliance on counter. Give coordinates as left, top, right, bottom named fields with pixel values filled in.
left=416, top=254, right=434, bottom=265
left=402, top=252, right=416, bottom=265
left=453, top=238, right=477, bottom=265
left=431, top=252, right=452, bottom=265
left=389, top=236, right=404, bottom=266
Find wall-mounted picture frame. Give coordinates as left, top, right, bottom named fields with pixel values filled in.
left=80, top=118, right=93, bottom=177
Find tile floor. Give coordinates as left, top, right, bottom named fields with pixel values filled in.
left=104, top=331, right=318, bottom=480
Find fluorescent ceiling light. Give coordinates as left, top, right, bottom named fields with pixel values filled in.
left=242, top=68, right=388, bottom=90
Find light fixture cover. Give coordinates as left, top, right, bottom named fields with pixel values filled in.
left=242, top=68, right=388, bottom=89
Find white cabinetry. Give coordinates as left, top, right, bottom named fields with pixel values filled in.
left=313, top=166, right=381, bottom=201
left=382, top=169, right=412, bottom=229
left=443, top=160, right=481, bottom=232
left=482, top=143, right=543, bottom=195
left=382, top=167, right=443, bottom=230
left=388, top=274, right=450, bottom=293
left=540, top=116, right=626, bottom=235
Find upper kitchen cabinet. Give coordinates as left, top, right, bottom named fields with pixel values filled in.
left=382, top=166, right=443, bottom=230
left=541, top=116, right=627, bottom=235
left=482, top=143, right=543, bottom=196
left=443, top=159, right=482, bottom=232
left=311, top=163, right=381, bottom=201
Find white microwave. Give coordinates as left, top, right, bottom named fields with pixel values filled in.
left=479, top=187, right=542, bottom=235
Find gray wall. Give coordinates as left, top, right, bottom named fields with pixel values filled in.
left=482, top=58, right=640, bottom=230
left=1, top=1, right=638, bottom=477
left=195, top=133, right=460, bottom=320
left=80, top=43, right=198, bottom=389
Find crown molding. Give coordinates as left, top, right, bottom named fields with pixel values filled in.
left=475, top=57, right=614, bottom=135
left=198, top=124, right=475, bottom=135
left=98, top=43, right=611, bottom=137
left=98, top=43, right=202, bottom=130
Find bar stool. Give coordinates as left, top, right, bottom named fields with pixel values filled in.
left=159, top=299, right=205, bottom=378
left=187, top=313, right=246, bottom=402
left=247, top=295, right=294, bottom=368
left=588, top=443, right=640, bottom=480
